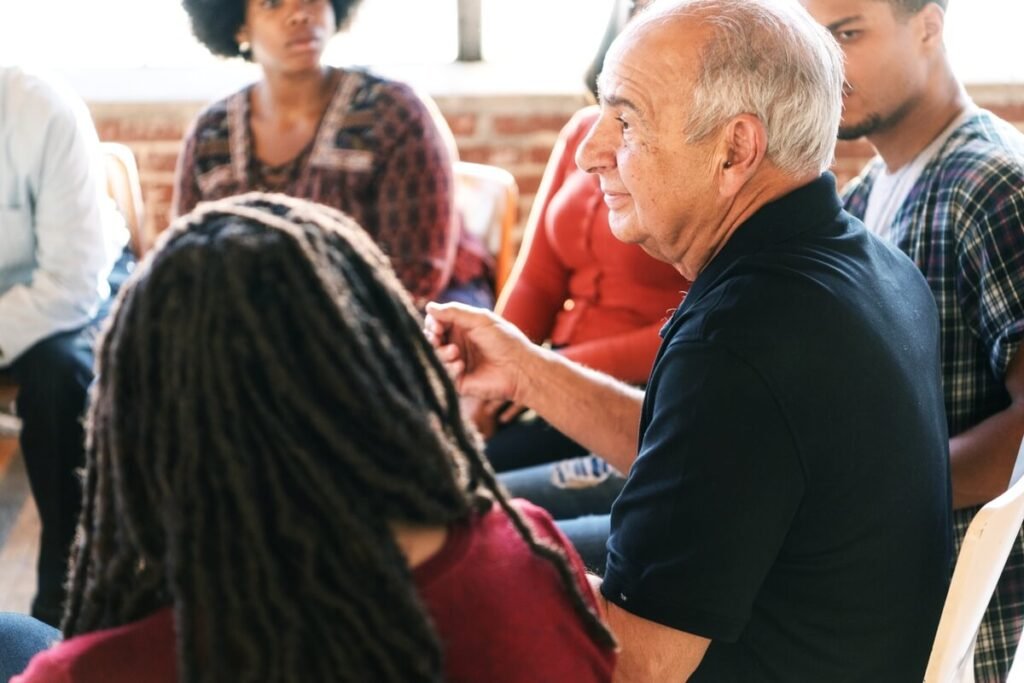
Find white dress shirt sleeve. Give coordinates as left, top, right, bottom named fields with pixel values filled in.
left=0, top=70, right=118, bottom=367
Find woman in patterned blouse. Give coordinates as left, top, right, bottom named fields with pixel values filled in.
left=174, top=0, right=492, bottom=307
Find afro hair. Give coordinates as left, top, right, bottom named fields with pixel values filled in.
left=182, top=0, right=363, bottom=59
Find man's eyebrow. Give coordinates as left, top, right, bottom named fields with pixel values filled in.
left=826, top=15, right=863, bottom=32
left=598, top=93, right=643, bottom=115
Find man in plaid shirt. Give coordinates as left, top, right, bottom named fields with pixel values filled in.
left=804, top=0, right=1024, bottom=679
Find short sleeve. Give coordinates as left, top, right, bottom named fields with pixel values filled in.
left=954, top=164, right=1024, bottom=377
left=601, top=341, right=804, bottom=642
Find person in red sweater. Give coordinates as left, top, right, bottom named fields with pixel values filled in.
left=11, top=194, right=616, bottom=683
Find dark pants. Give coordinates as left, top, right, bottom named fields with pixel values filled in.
left=0, top=612, right=59, bottom=680
left=9, top=251, right=131, bottom=627
left=486, top=415, right=588, bottom=472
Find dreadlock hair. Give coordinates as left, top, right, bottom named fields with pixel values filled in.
left=63, top=193, right=615, bottom=682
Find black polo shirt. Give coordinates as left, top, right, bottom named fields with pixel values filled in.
left=602, top=175, right=952, bottom=682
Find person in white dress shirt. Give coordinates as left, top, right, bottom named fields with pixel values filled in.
left=0, top=66, right=128, bottom=626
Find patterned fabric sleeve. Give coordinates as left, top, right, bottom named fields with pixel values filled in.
left=372, top=82, right=456, bottom=303
left=171, top=123, right=202, bottom=220
left=954, top=151, right=1024, bottom=377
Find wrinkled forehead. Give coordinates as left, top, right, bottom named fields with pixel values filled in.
left=598, top=12, right=706, bottom=101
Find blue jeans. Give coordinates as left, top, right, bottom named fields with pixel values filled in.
left=500, top=455, right=624, bottom=573
left=0, top=612, right=59, bottom=681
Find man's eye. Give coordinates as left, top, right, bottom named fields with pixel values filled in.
left=617, top=116, right=630, bottom=131
left=835, top=29, right=861, bottom=43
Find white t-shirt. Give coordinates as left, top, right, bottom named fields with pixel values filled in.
left=863, top=107, right=976, bottom=243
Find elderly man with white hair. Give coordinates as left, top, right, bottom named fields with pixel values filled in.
left=427, top=0, right=951, bottom=679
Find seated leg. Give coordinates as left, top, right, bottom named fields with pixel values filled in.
left=500, top=455, right=625, bottom=519
left=10, top=328, right=95, bottom=627
left=0, top=612, right=60, bottom=680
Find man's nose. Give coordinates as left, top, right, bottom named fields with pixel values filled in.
left=576, top=115, right=616, bottom=174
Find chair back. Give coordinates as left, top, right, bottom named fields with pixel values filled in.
left=453, top=161, right=519, bottom=294
left=100, top=142, right=147, bottom=258
left=924, top=437, right=1024, bottom=682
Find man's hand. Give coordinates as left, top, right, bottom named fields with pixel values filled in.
left=461, top=396, right=527, bottom=440
left=424, top=302, right=538, bottom=405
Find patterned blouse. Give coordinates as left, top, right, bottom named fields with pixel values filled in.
left=173, top=67, right=487, bottom=303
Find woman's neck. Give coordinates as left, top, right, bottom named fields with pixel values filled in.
left=253, top=65, right=336, bottom=123
left=391, top=523, right=449, bottom=568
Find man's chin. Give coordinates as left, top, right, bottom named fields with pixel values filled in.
left=837, top=112, right=887, bottom=141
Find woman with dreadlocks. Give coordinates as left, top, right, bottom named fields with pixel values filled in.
left=12, top=194, right=616, bottom=683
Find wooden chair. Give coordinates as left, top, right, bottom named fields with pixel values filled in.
left=453, top=161, right=519, bottom=295
left=924, top=437, right=1024, bottom=682
left=0, top=142, right=146, bottom=411
left=101, top=141, right=148, bottom=258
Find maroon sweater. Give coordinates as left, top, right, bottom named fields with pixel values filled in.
left=15, top=502, right=615, bottom=682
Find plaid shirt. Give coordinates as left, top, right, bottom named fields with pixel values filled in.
left=844, top=109, right=1024, bottom=683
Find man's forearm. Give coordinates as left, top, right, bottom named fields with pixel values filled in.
left=518, top=346, right=643, bottom=473
left=950, top=401, right=1024, bottom=509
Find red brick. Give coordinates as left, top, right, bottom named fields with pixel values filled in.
left=96, top=119, right=185, bottom=143
left=492, top=114, right=572, bottom=136
left=150, top=203, right=173, bottom=235
left=529, top=145, right=555, bottom=164
left=142, top=183, right=174, bottom=204
left=990, top=104, right=1024, bottom=125
left=140, top=150, right=181, bottom=174
left=444, top=113, right=477, bottom=137
left=514, top=173, right=544, bottom=195
left=459, top=145, right=523, bottom=166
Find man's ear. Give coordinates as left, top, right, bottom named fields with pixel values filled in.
left=915, top=2, right=945, bottom=52
left=718, top=114, right=766, bottom=197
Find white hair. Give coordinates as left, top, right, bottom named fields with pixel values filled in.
left=635, top=0, right=844, bottom=175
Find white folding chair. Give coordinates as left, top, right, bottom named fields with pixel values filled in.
left=453, top=161, right=519, bottom=295
left=923, top=437, right=1024, bottom=682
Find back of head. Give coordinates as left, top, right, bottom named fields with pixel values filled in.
left=65, top=193, right=615, bottom=682
left=635, top=0, right=844, bottom=176
left=65, top=193, right=485, bottom=682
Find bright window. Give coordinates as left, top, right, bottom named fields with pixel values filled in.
left=945, top=0, right=1024, bottom=84
left=0, top=0, right=1019, bottom=86
left=482, top=0, right=617, bottom=73
left=0, top=0, right=457, bottom=69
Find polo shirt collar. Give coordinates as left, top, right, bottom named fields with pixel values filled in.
left=666, top=173, right=843, bottom=330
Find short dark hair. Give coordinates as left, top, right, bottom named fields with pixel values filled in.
left=182, top=0, right=364, bottom=59
left=886, top=0, right=948, bottom=16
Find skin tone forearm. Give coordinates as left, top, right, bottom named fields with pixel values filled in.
left=425, top=302, right=643, bottom=472
left=517, top=344, right=644, bottom=473
left=949, top=347, right=1024, bottom=509
left=950, top=405, right=1024, bottom=509
left=586, top=574, right=710, bottom=682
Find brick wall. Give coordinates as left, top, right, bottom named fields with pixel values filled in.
left=88, top=84, right=1024, bottom=255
